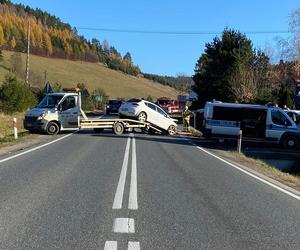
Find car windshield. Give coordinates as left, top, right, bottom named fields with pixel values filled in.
left=158, top=100, right=171, bottom=105
left=37, top=95, right=63, bottom=108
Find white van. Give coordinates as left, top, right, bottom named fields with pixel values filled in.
left=24, top=93, right=80, bottom=134
left=201, top=102, right=300, bottom=149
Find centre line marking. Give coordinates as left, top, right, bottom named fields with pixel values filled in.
left=128, top=137, right=138, bottom=210
left=113, top=218, right=135, bottom=233
left=104, top=241, right=117, bottom=250
left=128, top=241, right=140, bottom=250
left=112, top=136, right=131, bottom=209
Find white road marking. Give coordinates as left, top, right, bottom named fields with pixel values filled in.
left=195, top=145, right=300, bottom=201
left=112, top=137, right=131, bottom=209
left=104, top=241, right=117, bottom=250
left=128, top=241, right=140, bottom=250
left=0, top=133, right=74, bottom=164
left=128, top=137, right=138, bottom=210
left=113, top=218, right=135, bottom=233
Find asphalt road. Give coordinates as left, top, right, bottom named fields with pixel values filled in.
left=0, top=130, right=299, bottom=249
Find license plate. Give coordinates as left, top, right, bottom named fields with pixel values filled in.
left=26, top=123, right=32, bottom=127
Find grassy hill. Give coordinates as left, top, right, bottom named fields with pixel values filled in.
left=0, top=50, right=179, bottom=99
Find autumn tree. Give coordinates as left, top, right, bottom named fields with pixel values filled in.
left=10, top=36, right=16, bottom=49
left=43, top=32, right=52, bottom=55
left=0, top=24, right=5, bottom=46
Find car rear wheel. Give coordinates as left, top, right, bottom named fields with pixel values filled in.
left=138, top=112, right=147, bottom=122
left=282, top=135, right=299, bottom=149
left=167, top=125, right=176, bottom=136
left=46, top=122, right=60, bottom=135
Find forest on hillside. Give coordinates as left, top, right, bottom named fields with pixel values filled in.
left=0, top=0, right=141, bottom=76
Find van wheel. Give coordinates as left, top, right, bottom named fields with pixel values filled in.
left=138, top=112, right=147, bottom=122
left=282, top=135, right=299, bottom=149
left=113, top=122, right=124, bottom=135
left=46, top=122, right=60, bottom=135
left=167, top=125, right=177, bottom=136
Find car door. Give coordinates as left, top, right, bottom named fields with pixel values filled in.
left=59, top=95, right=79, bottom=128
left=144, top=102, right=159, bottom=125
left=266, top=109, right=293, bottom=142
left=155, top=105, right=171, bottom=130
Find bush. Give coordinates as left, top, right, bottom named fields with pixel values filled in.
left=81, top=96, right=94, bottom=111
left=92, top=88, right=108, bottom=110
left=0, top=74, right=37, bottom=113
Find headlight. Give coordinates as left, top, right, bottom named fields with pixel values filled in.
left=37, top=112, right=46, bottom=120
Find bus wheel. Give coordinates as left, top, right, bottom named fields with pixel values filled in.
left=46, top=122, right=60, bottom=135
left=282, top=135, right=299, bottom=149
left=113, top=122, right=124, bottom=135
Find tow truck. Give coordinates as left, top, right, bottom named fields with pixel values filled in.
left=24, top=90, right=173, bottom=136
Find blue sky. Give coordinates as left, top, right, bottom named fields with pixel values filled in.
left=12, top=0, right=300, bottom=76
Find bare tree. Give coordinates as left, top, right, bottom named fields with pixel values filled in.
left=230, top=64, right=257, bottom=103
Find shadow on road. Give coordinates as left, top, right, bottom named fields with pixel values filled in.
left=86, top=129, right=300, bottom=175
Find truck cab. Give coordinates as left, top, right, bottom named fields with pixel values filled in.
left=24, top=92, right=80, bottom=134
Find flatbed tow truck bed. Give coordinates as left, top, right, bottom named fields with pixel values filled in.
left=79, top=111, right=164, bottom=135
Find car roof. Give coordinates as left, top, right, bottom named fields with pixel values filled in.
left=285, top=109, right=300, bottom=114
left=206, top=102, right=268, bottom=110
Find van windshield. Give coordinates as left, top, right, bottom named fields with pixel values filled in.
left=37, top=95, right=63, bottom=108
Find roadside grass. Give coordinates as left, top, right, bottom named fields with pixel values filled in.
left=0, top=112, right=26, bottom=138
left=0, top=112, right=36, bottom=147
left=0, top=50, right=179, bottom=99
left=217, top=150, right=300, bottom=191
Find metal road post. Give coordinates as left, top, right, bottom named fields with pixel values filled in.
left=237, top=130, right=242, bottom=153
left=13, top=117, right=18, bottom=140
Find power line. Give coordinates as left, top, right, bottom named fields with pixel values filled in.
left=76, top=27, right=291, bottom=35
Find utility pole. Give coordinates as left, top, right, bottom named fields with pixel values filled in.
left=25, top=21, right=30, bottom=86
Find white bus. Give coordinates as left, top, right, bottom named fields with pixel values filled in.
left=201, top=102, right=300, bottom=149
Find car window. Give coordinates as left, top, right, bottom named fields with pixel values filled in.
left=295, top=113, right=300, bottom=124
left=146, top=102, right=157, bottom=111
left=61, top=96, right=76, bottom=111
left=156, top=106, right=168, bottom=117
left=271, top=110, right=292, bottom=126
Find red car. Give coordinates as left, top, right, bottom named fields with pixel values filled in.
left=156, top=97, right=179, bottom=114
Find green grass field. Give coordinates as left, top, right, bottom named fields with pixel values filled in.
left=0, top=50, right=179, bottom=99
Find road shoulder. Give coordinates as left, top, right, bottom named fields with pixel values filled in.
left=182, top=133, right=300, bottom=195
